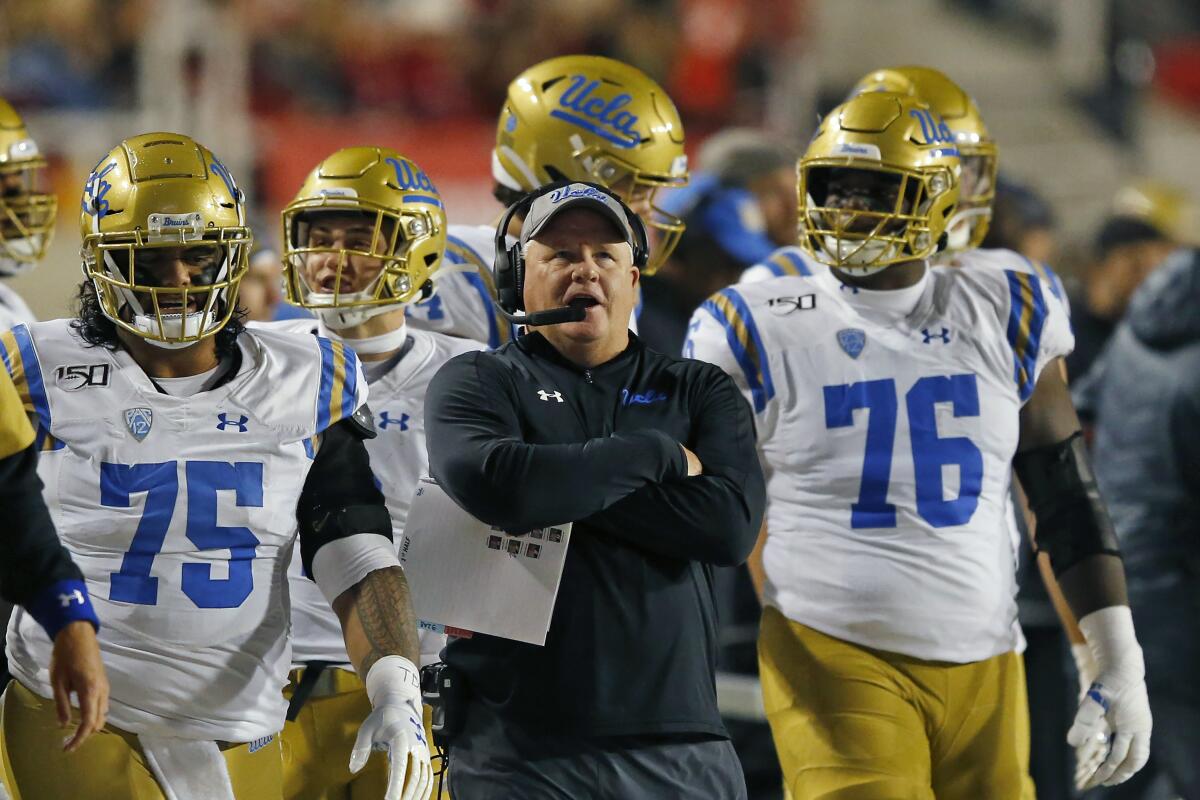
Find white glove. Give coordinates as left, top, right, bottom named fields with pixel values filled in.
left=1068, top=607, right=1152, bottom=790
left=1069, top=642, right=1105, bottom=790
left=351, top=655, right=433, bottom=800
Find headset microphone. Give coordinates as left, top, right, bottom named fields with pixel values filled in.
left=493, top=304, right=587, bottom=327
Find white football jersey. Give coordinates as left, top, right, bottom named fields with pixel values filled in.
left=257, top=318, right=483, bottom=667
left=686, top=249, right=1073, bottom=662
left=1, top=319, right=366, bottom=740
left=404, top=224, right=515, bottom=349
left=0, top=283, right=36, bottom=331
left=739, top=245, right=824, bottom=284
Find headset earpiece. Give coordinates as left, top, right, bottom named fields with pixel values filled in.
left=493, top=192, right=535, bottom=315
left=508, top=241, right=525, bottom=311
left=626, top=210, right=649, bottom=269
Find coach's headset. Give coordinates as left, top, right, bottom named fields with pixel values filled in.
left=492, top=180, right=650, bottom=326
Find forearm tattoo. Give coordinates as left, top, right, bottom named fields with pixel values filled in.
left=351, top=566, right=421, bottom=676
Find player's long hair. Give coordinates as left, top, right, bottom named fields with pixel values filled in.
left=71, top=280, right=246, bottom=358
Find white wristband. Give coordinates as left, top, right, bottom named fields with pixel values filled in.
left=364, top=654, right=422, bottom=707
left=1078, top=605, right=1145, bottom=682
left=312, top=534, right=402, bottom=605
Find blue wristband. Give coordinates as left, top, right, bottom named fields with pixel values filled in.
left=26, top=579, right=100, bottom=640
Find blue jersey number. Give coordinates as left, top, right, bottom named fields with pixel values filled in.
left=823, top=374, right=983, bottom=529
left=406, top=294, right=445, bottom=321
left=102, top=460, right=264, bottom=608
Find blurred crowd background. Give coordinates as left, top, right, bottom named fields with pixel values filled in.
left=3, top=1, right=1199, bottom=799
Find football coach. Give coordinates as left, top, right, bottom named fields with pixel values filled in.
left=425, top=181, right=765, bottom=799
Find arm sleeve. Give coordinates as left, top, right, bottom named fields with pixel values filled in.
left=580, top=368, right=766, bottom=566
left=426, top=352, right=688, bottom=531
left=297, top=414, right=394, bottom=581
left=0, top=443, right=98, bottom=636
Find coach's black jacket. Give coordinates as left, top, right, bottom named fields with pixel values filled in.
left=426, top=330, right=764, bottom=740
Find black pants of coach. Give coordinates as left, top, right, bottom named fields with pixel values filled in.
left=448, top=702, right=748, bottom=800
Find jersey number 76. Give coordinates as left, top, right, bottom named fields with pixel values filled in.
left=824, top=374, right=983, bottom=529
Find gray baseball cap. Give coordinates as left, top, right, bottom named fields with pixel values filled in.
left=519, top=183, right=636, bottom=251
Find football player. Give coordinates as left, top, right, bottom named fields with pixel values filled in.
left=0, top=365, right=108, bottom=750
left=0, top=97, right=56, bottom=800
left=0, top=133, right=431, bottom=800
left=264, top=146, right=482, bottom=800
left=0, top=99, right=55, bottom=331
left=404, top=54, right=690, bottom=345
left=687, top=92, right=1152, bottom=798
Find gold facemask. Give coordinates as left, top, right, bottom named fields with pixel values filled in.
left=282, top=147, right=448, bottom=329
left=799, top=93, right=962, bottom=275
left=0, top=98, right=56, bottom=275
left=80, top=133, right=251, bottom=347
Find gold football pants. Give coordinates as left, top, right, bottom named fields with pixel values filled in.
left=759, top=607, right=1035, bottom=800
left=281, top=667, right=447, bottom=800
left=0, top=678, right=282, bottom=799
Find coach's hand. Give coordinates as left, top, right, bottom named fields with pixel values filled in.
left=49, top=620, right=109, bottom=752
left=1068, top=607, right=1152, bottom=789
left=680, top=444, right=703, bottom=477
left=352, top=655, right=432, bottom=800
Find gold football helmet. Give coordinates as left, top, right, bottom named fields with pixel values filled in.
left=282, top=146, right=447, bottom=329
left=798, top=92, right=961, bottom=275
left=80, top=132, right=252, bottom=347
left=494, top=55, right=688, bottom=273
left=1111, top=180, right=1190, bottom=242
left=0, top=98, right=57, bottom=276
left=852, top=66, right=996, bottom=250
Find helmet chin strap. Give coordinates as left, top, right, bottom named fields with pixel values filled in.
left=133, top=310, right=218, bottom=350
left=315, top=302, right=399, bottom=331
left=317, top=315, right=409, bottom=355
left=821, top=235, right=900, bottom=276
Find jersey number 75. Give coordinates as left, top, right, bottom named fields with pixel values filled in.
left=101, top=460, right=263, bottom=608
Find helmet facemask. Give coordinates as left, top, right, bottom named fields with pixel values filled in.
left=800, top=164, right=956, bottom=275
left=283, top=204, right=440, bottom=330
left=83, top=214, right=250, bottom=349
left=0, top=158, right=56, bottom=276
left=945, top=150, right=997, bottom=251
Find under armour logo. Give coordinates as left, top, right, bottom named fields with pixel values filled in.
left=921, top=327, right=951, bottom=344
left=216, top=412, right=249, bottom=432
left=379, top=411, right=410, bottom=430
left=59, top=589, right=84, bottom=608
left=538, top=390, right=564, bottom=403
